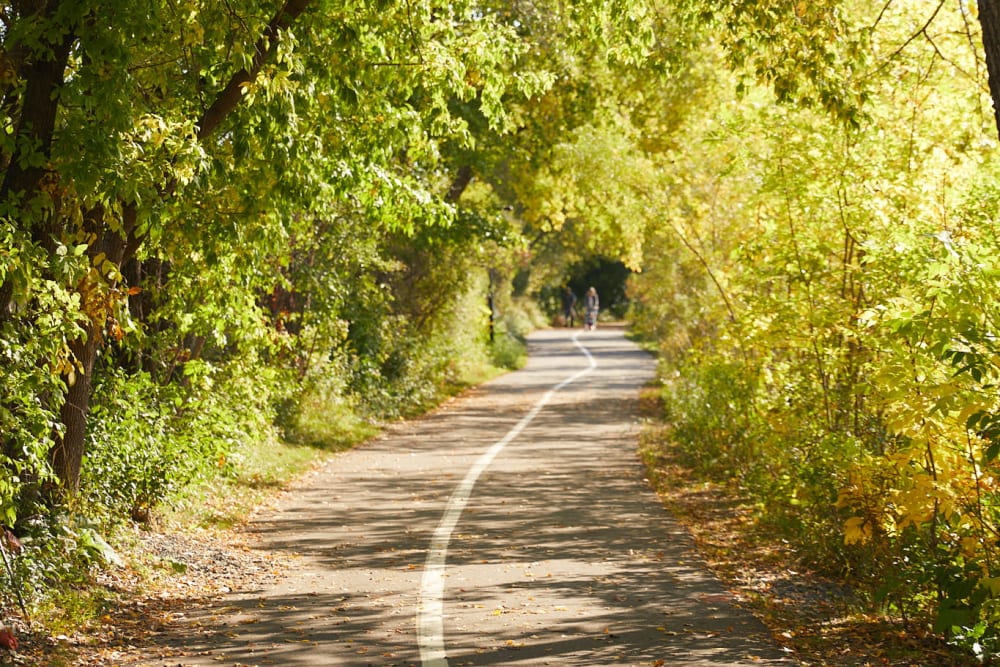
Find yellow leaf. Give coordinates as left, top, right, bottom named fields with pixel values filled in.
left=843, top=516, right=871, bottom=545
left=983, top=577, right=1000, bottom=596
left=962, top=536, right=982, bottom=559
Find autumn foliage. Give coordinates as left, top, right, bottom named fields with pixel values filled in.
left=3, top=0, right=1000, bottom=661
left=629, top=1, right=1000, bottom=658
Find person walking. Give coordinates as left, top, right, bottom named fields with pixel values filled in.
left=584, top=286, right=599, bottom=330
left=561, top=286, right=577, bottom=327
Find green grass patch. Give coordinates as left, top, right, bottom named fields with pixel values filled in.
left=285, top=390, right=381, bottom=451
left=161, top=426, right=372, bottom=533
left=489, top=330, right=528, bottom=371
left=161, top=390, right=380, bottom=532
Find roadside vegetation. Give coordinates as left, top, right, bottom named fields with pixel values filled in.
left=629, top=5, right=1000, bottom=663
left=639, top=386, right=984, bottom=666
left=6, top=1, right=1000, bottom=664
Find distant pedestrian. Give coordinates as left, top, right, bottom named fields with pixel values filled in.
left=584, top=286, right=599, bottom=330
left=561, top=286, right=577, bottom=327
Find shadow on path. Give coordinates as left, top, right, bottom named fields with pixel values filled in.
left=118, top=327, right=795, bottom=667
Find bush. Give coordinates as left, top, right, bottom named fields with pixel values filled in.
left=278, top=356, right=378, bottom=449
left=82, top=358, right=274, bottom=524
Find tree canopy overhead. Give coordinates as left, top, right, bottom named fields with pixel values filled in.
left=0, top=0, right=674, bottom=548
left=8, top=0, right=1000, bottom=659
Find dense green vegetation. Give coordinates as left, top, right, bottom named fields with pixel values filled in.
left=5, top=0, right=1000, bottom=660
left=631, top=2, right=1000, bottom=660
left=0, top=0, right=661, bottom=633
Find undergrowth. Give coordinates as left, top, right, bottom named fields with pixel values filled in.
left=637, top=384, right=984, bottom=667
left=0, top=308, right=531, bottom=661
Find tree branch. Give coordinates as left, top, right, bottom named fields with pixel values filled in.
left=871, top=0, right=895, bottom=33
left=197, top=0, right=313, bottom=140
left=862, top=0, right=946, bottom=82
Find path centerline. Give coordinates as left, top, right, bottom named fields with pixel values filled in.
left=416, top=331, right=597, bottom=667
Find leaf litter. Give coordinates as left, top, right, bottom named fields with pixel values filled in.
left=6, top=525, right=292, bottom=666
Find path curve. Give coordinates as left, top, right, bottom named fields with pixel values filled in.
left=125, top=326, right=795, bottom=666
left=417, top=331, right=596, bottom=666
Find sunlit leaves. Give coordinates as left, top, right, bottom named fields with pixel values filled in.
left=632, top=0, right=1000, bottom=649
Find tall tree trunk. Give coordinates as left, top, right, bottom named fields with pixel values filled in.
left=979, top=1, right=1000, bottom=139
left=0, top=4, right=73, bottom=208
left=47, top=0, right=315, bottom=494
left=50, top=328, right=100, bottom=494
left=0, top=2, right=80, bottom=491
left=49, top=205, right=135, bottom=493
left=0, top=1, right=75, bottom=321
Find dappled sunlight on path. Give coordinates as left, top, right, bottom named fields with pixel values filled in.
left=120, top=326, right=794, bottom=666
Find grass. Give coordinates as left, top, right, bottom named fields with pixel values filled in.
left=288, top=389, right=381, bottom=451
left=152, top=337, right=525, bottom=534
left=160, top=406, right=379, bottom=534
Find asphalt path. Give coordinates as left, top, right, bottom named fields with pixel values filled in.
left=128, top=326, right=795, bottom=666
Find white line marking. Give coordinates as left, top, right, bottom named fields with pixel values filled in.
left=417, top=332, right=597, bottom=667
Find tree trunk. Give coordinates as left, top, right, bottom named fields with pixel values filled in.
left=445, top=164, right=474, bottom=203
left=0, top=1, right=74, bottom=321
left=44, top=201, right=136, bottom=492
left=979, top=0, right=1000, bottom=139
left=46, top=0, right=315, bottom=495
left=0, top=2, right=80, bottom=491
left=0, top=3, right=73, bottom=209
left=50, top=328, right=100, bottom=493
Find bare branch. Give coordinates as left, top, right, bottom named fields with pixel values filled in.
left=863, top=0, right=947, bottom=81
left=921, top=29, right=978, bottom=83
left=871, top=0, right=895, bottom=32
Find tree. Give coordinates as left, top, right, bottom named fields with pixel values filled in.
left=0, top=0, right=531, bottom=496
left=629, top=1, right=1000, bottom=653
left=1, top=0, right=317, bottom=493
left=978, top=0, right=1000, bottom=137
left=0, top=0, right=670, bottom=514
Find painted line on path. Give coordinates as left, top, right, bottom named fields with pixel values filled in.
left=416, top=331, right=597, bottom=667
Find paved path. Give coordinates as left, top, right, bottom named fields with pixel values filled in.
left=129, top=326, right=794, bottom=666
